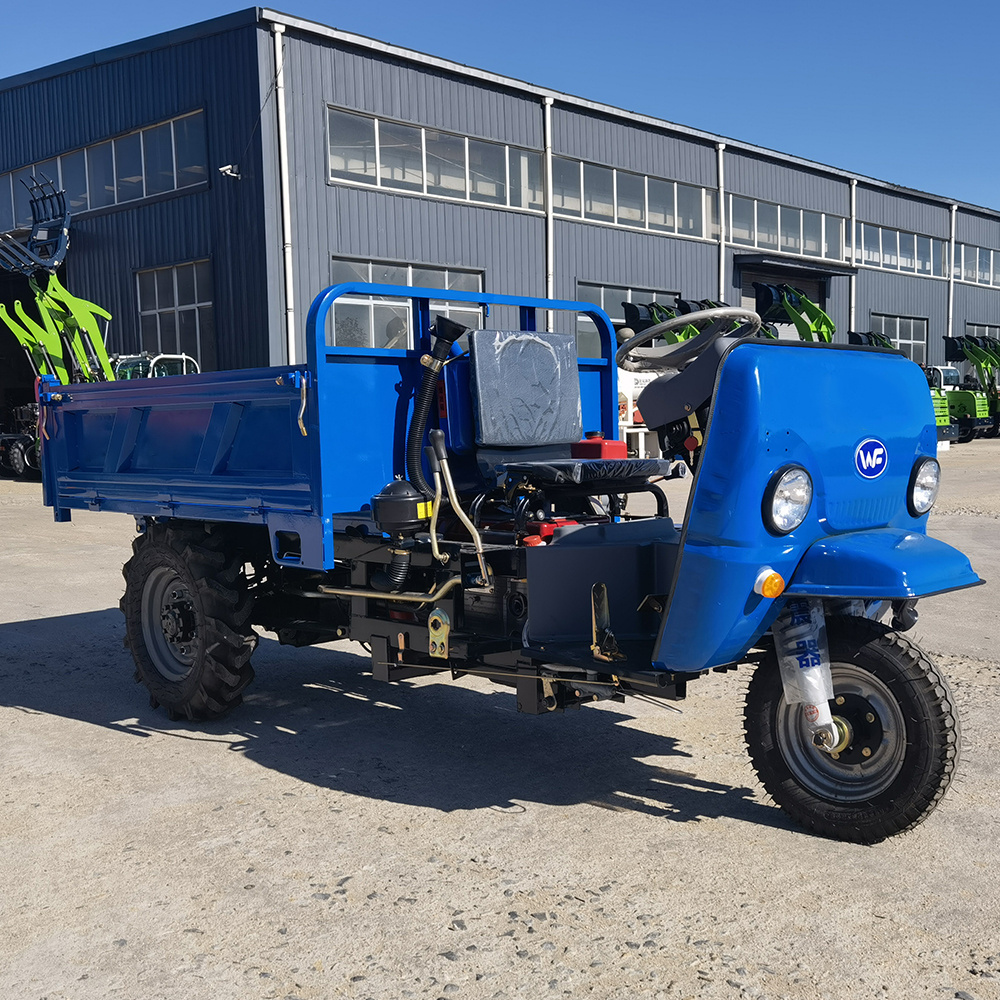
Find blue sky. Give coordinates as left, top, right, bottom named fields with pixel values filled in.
left=3, top=0, right=998, bottom=208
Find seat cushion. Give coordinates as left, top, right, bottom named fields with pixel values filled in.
left=502, top=457, right=673, bottom=486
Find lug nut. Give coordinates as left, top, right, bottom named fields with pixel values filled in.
left=866, top=712, right=875, bottom=723
left=861, top=747, right=872, bottom=757
left=835, top=696, right=845, bottom=706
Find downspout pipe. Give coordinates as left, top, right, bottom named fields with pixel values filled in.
left=849, top=178, right=857, bottom=333
left=716, top=143, right=726, bottom=301
left=272, top=22, right=297, bottom=365
left=947, top=204, right=958, bottom=342
left=543, top=96, right=554, bottom=332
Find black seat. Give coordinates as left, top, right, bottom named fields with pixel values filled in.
left=467, top=329, right=670, bottom=506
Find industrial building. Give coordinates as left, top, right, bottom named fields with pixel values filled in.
left=2, top=6, right=999, bottom=375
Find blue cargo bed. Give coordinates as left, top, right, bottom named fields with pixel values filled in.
left=40, top=284, right=618, bottom=571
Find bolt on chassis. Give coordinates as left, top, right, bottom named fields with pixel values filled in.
left=38, top=284, right=981, bottom=843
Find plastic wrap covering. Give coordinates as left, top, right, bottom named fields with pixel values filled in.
left=502, top=458, right=673, bottom=485
left=469, top=330, right=582, bottom=447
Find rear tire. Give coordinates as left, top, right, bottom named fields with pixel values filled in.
left=121, top=522, right=258, bottom=720
left=744, top=616, right=959, bottom=843
left=9, top=438, right=28, bottom=478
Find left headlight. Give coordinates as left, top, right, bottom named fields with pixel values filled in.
left=908, top=457, right=940, bottom=516
left=764, top=466, right=813, bottom=535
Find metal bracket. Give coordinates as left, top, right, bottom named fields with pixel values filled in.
left=591, top=582, right=625, bottom=662
left=428, top=608, right=451, bottom=659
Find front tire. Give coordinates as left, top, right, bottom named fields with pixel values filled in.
left=744, top=616, right=960, bottom=843
left=121, top=523, right=258, bottom=720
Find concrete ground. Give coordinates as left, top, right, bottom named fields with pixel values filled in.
left=1, top=441, right=999, bottom=1000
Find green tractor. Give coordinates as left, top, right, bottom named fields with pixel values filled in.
left=942, top=336, right=996, bottom=441
left=752, top=282, right=834, bottom=342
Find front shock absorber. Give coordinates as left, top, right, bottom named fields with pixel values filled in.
left=771, top=598, right=844, bottom=752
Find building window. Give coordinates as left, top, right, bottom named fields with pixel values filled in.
left=575, top=281, right=677, bottom=358
left=469, top=138, right=506, bottom=204
left=854, top=222, right=948, bottom=278
left=327, top=257, right=484, bottom=349
left=676, top=183, right=703, bottom=237
left=328, top=108, right=377, bottom=183
left=872, top=313, right=927, bottom=364
left=326, top=106, right=543, bottom=215
left=552, top=156, right=582, bottom=216
left=0, top=110, right=208, bottom=231
left=616, top=171, right=645, bottom=226
left=136, top=259, right=216, bottom=369
left=967, top=323, right=1000, bottom=339
left=726, top=194, right=843, bottom=262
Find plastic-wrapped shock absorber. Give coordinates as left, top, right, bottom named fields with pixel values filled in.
left=771, top=597, right=836, bottom=740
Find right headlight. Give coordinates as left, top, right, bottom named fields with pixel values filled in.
left=763, top=466, right=813, bottom=535
left=908, top=457, right=940, bottom=516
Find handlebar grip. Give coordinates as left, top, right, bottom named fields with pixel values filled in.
left=429, top=428, right=449, bottom=463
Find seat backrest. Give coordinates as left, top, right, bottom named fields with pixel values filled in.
left=469, top=329, right=582, bottom=447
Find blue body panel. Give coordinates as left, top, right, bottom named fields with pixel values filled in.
left=784, top=529, right=980, bottom=599
left=652, top=340, right=981, bottom=672
left=41, top=284, right=618, bottom=571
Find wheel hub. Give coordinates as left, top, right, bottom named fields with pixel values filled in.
left=774, top=661, right=906, bottom=803
left=160, top=587, right=198, bottom=649
left=825, top=693, right=885, bottom=764
left=141, top=568, right=202, bottom=682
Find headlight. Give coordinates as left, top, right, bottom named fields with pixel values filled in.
left=764, top=466, right=813, bottom=535
left=908, top=457, right=940, bottom=516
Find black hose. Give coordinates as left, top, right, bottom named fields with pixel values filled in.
left=371, top=546, right=411, bottom=593
left=405, top=316, right=468, bottom=496
left=406, top=364, right=439, bottom=497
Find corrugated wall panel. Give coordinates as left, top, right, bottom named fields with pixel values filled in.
left=0, top=23, right=271, bottom=370
left=290, top=30, right=541, bottom=147
left=955, top=211, right=1000, bottom=249
left=855, top=270, right=949, bottom=365
left=954, top=282, right=1000, bottom=330
left=725, top=151, right=848, bottom=216
left=552, top=107, right=716, bottom=185
left=290, top=183, right=546, bottom=342
left=855, top=186, right=949, bottom=238
left=555, top=222, right=718, bottom=301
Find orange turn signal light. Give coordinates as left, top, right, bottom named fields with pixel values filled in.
left=753, top=568, right=785, bottom=599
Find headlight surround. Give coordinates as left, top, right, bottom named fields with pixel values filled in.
left=908, top=457, right=940, bottom=516
left=763, top=466, right=813, bottom=535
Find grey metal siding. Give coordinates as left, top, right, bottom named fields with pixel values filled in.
left=285, top=29, right=541, bottom=147
left=0, top=23, right=272, bottom=371
left=555, top=222, right=718, bottom=300
left=954, top=282, right=1000, bottom=330
left=855, top=270, right=949, bottom=364
left=855, top=186, right=949, bottom=238
left=552, top=107, right=716, bottom=186
left=725, top=151, right=848, bottom=217
left=955, top=211, right=1000, bottom=249
left=322, top=187, right=545, bottom=290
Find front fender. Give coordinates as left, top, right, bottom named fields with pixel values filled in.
left=784, top=528, right=982, bottom=599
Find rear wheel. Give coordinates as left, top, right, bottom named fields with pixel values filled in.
left=744, top=616, right=959, bottom=843
left=121, top=522, right=258, bottom=720
left=9, top=438, right=28, bottom=477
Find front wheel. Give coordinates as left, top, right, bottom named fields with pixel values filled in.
left=744, top=616, right=960, bottom=843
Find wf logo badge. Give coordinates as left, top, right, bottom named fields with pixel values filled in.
left=855, top=438, right=888, bottom=479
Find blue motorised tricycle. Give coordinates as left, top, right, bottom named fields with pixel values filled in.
left=38, top=286, right=981, bottom=843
